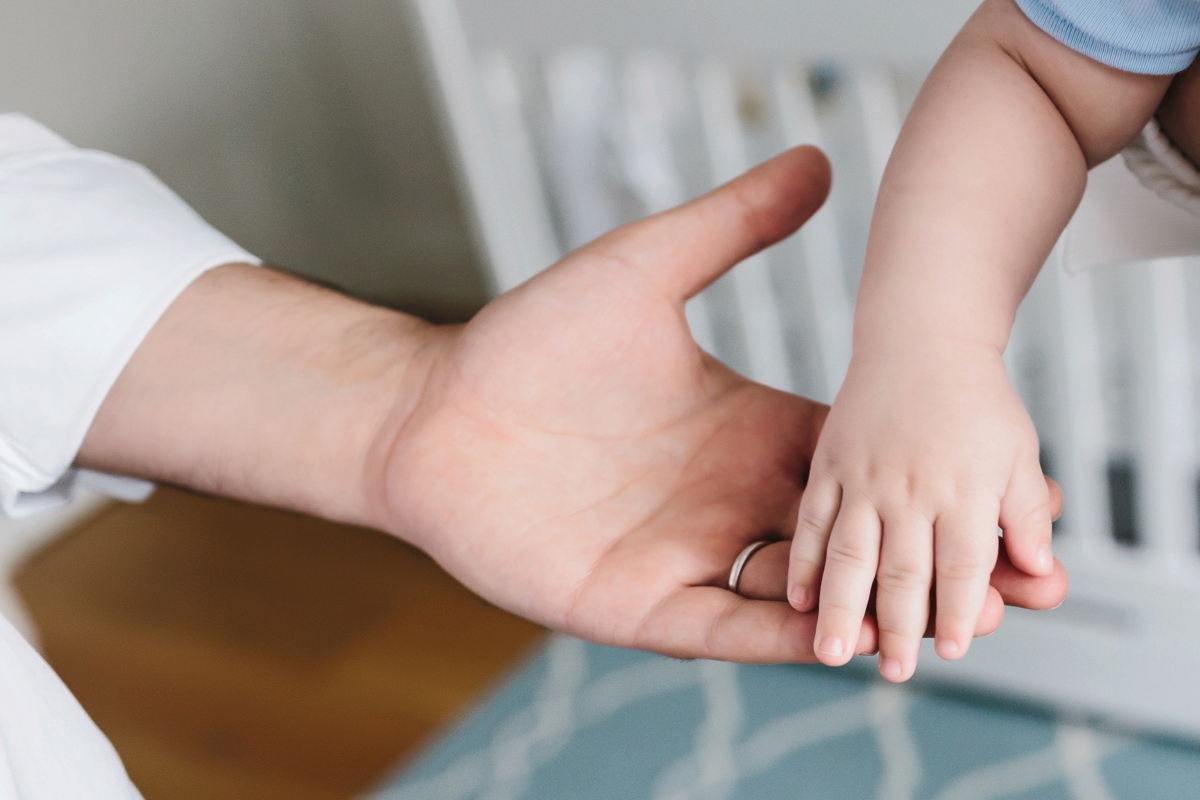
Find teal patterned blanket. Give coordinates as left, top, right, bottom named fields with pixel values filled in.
left=369, top=636, right=1200, bottom=799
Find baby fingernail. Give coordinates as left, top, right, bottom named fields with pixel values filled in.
left=936, top=638, right=960, bottom=659
left=879, top=658, right=903, bottom=681
left=789, top=585, right=809, bottom=609
left=816, top=636, right=844, bottom=659
left=1037, top=544, right=1053, bottom=570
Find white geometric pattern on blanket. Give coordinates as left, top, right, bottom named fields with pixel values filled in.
left=871, top=683, right=922, bottom=800
left=932, top=723, right=1126, bottom=800
left=375, top=637, right=1126, bottom=800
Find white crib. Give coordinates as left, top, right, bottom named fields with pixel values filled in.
left=406, top=0, right=1200, bottom=738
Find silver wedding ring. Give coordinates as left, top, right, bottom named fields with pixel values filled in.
left=728, top=540, right=772, bottom=595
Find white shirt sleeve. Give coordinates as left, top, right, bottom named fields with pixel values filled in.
left=0, top=114, right=260, bottom=518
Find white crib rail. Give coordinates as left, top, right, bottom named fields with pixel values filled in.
left=695, top=62, right=794, bottom=392
left=477, top=52, right=562, bottom=286
left=774, top=67, right=853, bottom=400
left=1138, top=259, right=1198, bottom=576
left=1055, top=260, right=1113, bottom=563
left=409, top=0, right=545, bottom=292
left=618, top=56, right=719, bottom=354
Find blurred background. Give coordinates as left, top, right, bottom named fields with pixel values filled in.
left=3, top=0, right=485, bottom=318
left=1, top=1, right=539, bottom=798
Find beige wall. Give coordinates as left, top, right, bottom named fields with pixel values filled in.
left=1, top=0, right=486, bottom=317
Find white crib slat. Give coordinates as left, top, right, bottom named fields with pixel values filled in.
left=478, top=52, right=563, bottom=288
left=1137, top=259, right=1198, bottom=570
left=695, top=62, right=794, bottom=391
left=618, top=55, right=687, bottom=213
left=1052, top=254, right=1112, bottom=557
left=409, top=0, right=542, bottom=294
left=774, top=66, right=853, bottom=401
left=1012, top=268, right=1070, bottom=493
left=544, top=48, right=626, bottom=251
left=848, top=67, right=902, bottom=191
left=619, top=56, right=719, bottom=356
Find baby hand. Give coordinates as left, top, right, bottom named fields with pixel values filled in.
left=787, top=337, right=1054, bottom=682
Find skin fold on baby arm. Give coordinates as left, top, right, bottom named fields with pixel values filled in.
left=786, top=0, right=1175, bottom=682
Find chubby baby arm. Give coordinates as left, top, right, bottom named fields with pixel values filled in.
left=787, top=0, right=1171, bottom=682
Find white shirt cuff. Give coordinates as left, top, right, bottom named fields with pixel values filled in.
left=0, top=114, right=260, bottom=517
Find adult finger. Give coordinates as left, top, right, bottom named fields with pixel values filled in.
left=633, top=587, right=877, bottom=663
left=736, top=540, right=791, bottom=600
left=975, top=586, right=1006, bottom=636
left=933, top=502, right=1000, bottom=661
left=787, top=474, right=841, bottom=611
left=594, top=146, right=831, bottom=302
left=1046, top=475, right=1063, bottom=521
left=991, top=543, right=1069, bottom=609
left=999, top=456, right=1054, bottom=576
left=814, top=500, right=882, bottom=667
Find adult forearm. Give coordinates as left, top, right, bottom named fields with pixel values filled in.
left=76, top=263, right=440, bottom=530
left=854, top=0, right=1169, bottom=354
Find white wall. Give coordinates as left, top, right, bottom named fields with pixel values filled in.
left=1, top=0, right=486, bottom=316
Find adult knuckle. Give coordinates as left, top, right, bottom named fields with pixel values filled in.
left=703, top=604, right=738, bottom=655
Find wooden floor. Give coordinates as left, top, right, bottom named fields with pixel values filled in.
left=13, top=488, right=545, bottom=800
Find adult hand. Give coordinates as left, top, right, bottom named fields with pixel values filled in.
left=369, top=146, right=1068, bottom=661
left=82, top=147, right=1068, bottom=666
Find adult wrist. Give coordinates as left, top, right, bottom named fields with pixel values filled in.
left=78, top=265, right=445, bottom=533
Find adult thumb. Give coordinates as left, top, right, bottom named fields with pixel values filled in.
left=591, top=145, right=832, bottom=302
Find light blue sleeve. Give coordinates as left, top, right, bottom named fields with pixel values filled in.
left=1015, top=0, right=1200, bottom=74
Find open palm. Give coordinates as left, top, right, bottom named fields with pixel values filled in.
left=381, top=147, right=1065, bottom=663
